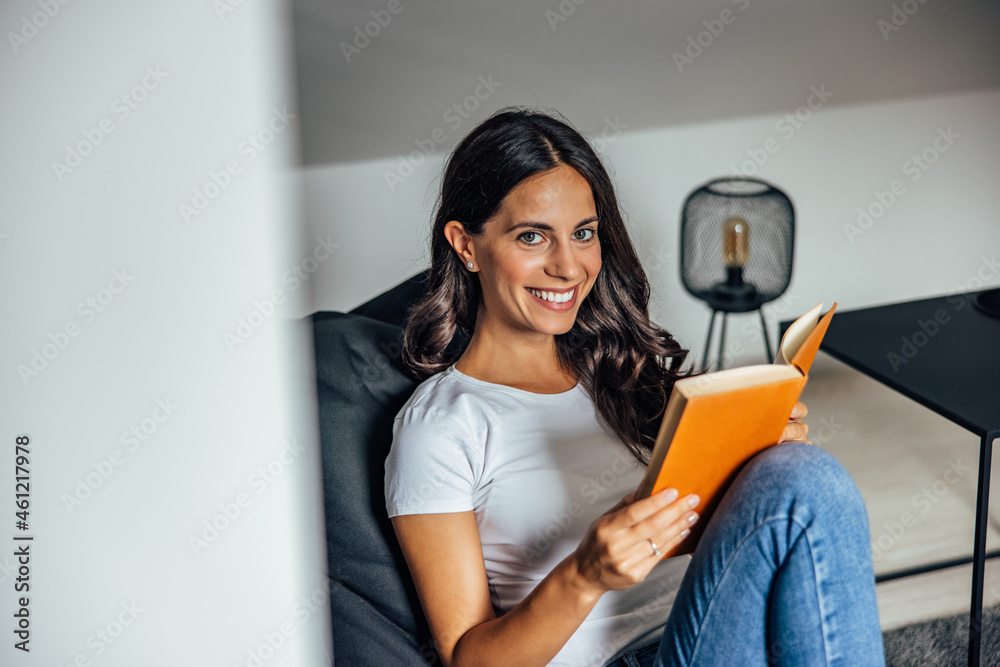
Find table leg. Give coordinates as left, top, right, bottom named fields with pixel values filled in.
left=969, top=432, right=997, bottom=667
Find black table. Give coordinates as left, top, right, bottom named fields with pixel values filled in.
left=781, top=290, right=1000, bottom=667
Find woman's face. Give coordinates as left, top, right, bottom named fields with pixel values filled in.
left=465, top=163, right=602, bottom=337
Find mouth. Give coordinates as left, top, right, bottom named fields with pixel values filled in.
left=525, top=285, right=579, bottom=311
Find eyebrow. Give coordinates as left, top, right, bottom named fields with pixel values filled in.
left=505, top=216, right=599, bottom=234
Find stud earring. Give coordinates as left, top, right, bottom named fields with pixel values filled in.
left=467, top=261, right=474, bottom=269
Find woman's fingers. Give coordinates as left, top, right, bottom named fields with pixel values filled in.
left=577, top=488, right=692, bottom=590
left=628, top=493, right=699, bottom=547
left=647, top=506, right=700, bottom=556
left=610, top=487, right=679, bottom=526
left=780, top=401, right=811, bottom=443
left=615, top=494, right=699, bottom=570
left=780, top=419, right=811, bottom=444
left=606, top=489, right=693, bottom=547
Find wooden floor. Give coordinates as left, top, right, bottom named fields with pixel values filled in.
left=800, top=354, right=1000, bottom=631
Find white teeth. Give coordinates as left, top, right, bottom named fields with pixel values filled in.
left=529, top=287, right=574, bottom=303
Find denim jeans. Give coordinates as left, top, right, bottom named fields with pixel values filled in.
left=605, top=442, right=884, bottom=667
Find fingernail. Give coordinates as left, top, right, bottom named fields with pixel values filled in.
left=686, top=511, right=699, bottom=525
left=680, top=528, right=691, bottom=539
left=660, top=488, right=679, bottom=503
left=687, top=494, right=700, bottom=508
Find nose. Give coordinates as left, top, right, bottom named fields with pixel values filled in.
left=544, top=237, right=581, bottom=282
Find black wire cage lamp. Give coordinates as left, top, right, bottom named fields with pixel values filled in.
left=679, top=177, right=795, bottom=371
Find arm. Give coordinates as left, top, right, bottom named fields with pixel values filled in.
left=391, top=487, right=699, bottom=667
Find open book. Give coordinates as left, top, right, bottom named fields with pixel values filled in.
left=634, top=301, right=837, bottom=559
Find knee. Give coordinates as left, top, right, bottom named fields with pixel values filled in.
left=744, top=442, right=868, bottom=524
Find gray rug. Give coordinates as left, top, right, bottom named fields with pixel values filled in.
left=883, top=605, right=1000, bottom=666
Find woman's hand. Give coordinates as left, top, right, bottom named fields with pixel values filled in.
left=779, top=401, right=811, bottom=444
left=568, top=487, right=699, bottom=597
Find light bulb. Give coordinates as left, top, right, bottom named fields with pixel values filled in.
left=722, top=216, right=750, bottom=268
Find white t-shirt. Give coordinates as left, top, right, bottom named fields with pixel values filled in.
left=384, top=363, right=690, bottom=666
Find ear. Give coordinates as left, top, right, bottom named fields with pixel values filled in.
left=443, top=220, right=476, bottom=267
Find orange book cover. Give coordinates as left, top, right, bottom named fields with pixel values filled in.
left=634, top=302, right=837, bottom=559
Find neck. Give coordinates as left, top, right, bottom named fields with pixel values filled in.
left=454, top=308, right=576, bottom=391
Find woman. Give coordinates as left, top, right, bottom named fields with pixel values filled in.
left=384, top=107, right=884, bottom=666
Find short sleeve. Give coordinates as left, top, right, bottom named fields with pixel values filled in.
left=384, top=406, right=482, bottom=518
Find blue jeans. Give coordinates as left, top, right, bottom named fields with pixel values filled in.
left=605, top=442, right=884, bottom=667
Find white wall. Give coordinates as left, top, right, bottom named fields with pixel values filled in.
left=304, top=87, right=1000, bottom=367
left=0, top=2, right=331, bottom=665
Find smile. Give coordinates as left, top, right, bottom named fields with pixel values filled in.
left=526, top=286, right=577, bottom=309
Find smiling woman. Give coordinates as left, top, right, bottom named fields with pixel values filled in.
left=384, top=107, right=884, bottom=667
left=401, top=108, right=689, bottom=445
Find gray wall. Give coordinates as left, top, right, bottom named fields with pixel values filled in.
left=304, top=87, right=1000, bottom=367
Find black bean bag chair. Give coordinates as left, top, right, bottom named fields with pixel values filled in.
left=311, top=270, right=444, bottom=665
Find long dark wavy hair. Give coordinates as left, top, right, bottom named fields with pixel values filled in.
left=402, top=107, right=694, bottom=466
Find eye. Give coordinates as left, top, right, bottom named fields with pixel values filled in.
left=574, top=228, right=596, bottom=241
left=518, top=231, right=543, bottom=245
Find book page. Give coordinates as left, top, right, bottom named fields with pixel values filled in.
left=675, top=363, right=801, bottom=397
left=775, top=302, right=823, bottom=365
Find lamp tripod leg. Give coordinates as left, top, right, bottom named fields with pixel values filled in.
left=701, top=310, right=717, bottom=372
left=717, top=313, right=728, bottom=371
left=759, top=308, right=773, bottom=363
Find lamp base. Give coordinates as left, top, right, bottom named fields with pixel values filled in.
left=712, top=267, right=757, bottom=301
